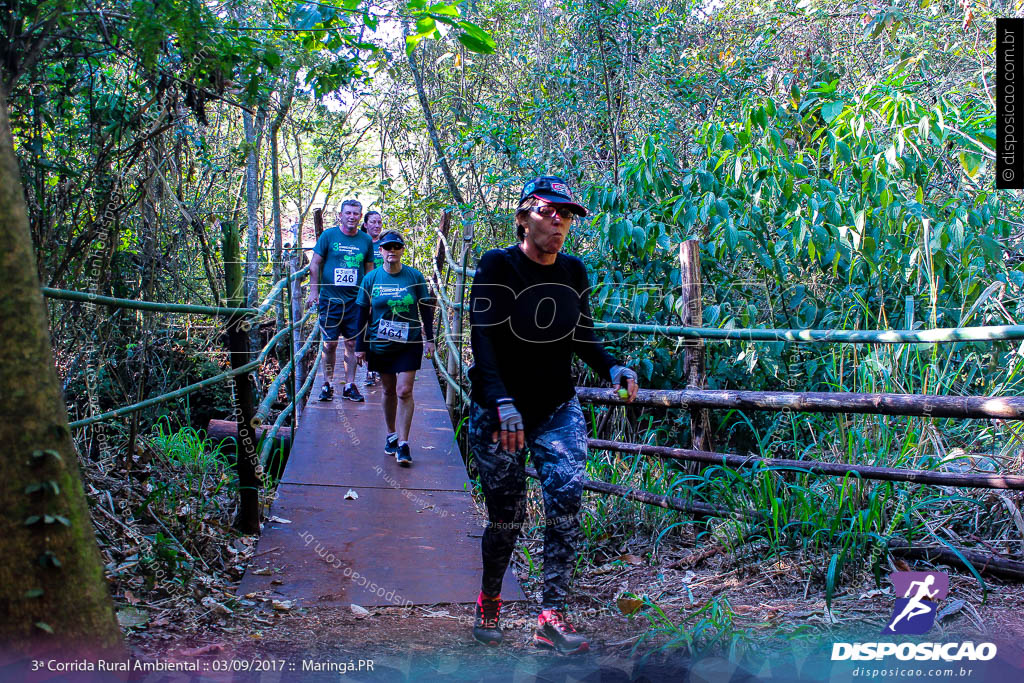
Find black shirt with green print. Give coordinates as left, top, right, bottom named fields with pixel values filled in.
left=355, top=265, right=434, bottom=354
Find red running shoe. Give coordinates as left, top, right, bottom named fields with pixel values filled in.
left=472, top=592, right=503, bottom=646
left=534, top=609, right=589, bottom=654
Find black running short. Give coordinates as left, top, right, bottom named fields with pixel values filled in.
left=367, top=343, right=423, bottom=374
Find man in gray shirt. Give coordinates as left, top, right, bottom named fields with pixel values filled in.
left=305, top=199, right=375, bottom=402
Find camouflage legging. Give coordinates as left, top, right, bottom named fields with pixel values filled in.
left=469, top=397, right=587, bottom=610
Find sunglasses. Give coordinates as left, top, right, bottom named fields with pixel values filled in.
left=531, top=204, right=576, bottom=220
left=381, top=243, right=404, bottom=251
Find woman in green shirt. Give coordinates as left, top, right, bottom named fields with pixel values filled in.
left=355, top=231, right=436, bottom=466
left=362, top=211, right=385, bottom=386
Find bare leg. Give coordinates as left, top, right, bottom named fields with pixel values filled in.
left=380, top=373, right=398, bottom=434
left=322, top=340, right=338, bottom=384
left=343, top=338, right=357, bottom=385
left=396, top=370, right=416, bottom=442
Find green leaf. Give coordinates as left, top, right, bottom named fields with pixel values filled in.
left=722, top=133, right=735, bottom=150
left=24, top=515, right=40, bottom=526
left=825, top=552, right=842, bottom=610
left=35, top=622, right=54, bottom=634
left=263, top=50, right=282, bottom=69
left=836, top=141, right=852, bottom=163
left=456, top=21, right=496, bottom=54
left=24, top=589, right=44, bottom=599
left=415, top=16, right=436, bottom=35
left=821, top=101, right=845, bottom=123
left=427, top=1, right=461, bottom=17
left=30, top=449, right=62, bottom=463
left=405, top=34, right=425, bottom=55
left=958, top=152, right=982, bottom=179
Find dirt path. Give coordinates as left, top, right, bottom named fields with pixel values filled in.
left=127, top=544, right=1024, bottom=681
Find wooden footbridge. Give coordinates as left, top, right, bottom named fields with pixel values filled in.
left=238, top=359, right=525, bottom=606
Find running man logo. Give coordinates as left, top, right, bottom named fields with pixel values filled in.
left=883, top=571, right=949, bottom=635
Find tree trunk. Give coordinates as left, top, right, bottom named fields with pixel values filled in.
left=222, top=221, right=263, bottom=535
left=679, top=240, right=713, bottom=453
left=405, top=34, right=467, bottom=208
left=243, top=107, right=266, bottom=352
left=0, top=84, right=124, bottom=656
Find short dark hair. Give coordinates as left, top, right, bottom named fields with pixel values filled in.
left=341, top=199, right=362, bottom=213
left=514, top=196, right=542, bottom=241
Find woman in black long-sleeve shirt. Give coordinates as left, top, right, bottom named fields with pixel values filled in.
left=467, top=176, right=638, bottom=653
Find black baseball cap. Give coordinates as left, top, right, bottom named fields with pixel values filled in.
left=378, top=230, right=405, bottom=247
left=520, top=176, right=588, bottom=217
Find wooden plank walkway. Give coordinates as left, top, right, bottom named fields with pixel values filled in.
left=239, top=358, right=525, bottom=607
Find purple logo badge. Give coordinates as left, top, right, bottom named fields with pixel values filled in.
left=883, top=571, right=949, bottom=635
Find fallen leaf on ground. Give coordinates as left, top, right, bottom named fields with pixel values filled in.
left=344, top=490, right=359, bottom=500
left=180, top=643, right=224, bottom=657
left=618, top=554, right=643, bottom=565
left=201, top=597, right=232, bottom=615
left=271, top=600, right=295, bottom=611
left=937, top=599, right=965, bottom=622
left=124, top=590, right=140, bottom=605
left=267, top=516, right=292, bottom=524
left=616, top=597, right=645, bottom=615
left=350, top=604, right=370, bottom=617
left=252, top=567, right=273, bottom=575
left=116, top=607, right=149, bottom=628
left=668, top=545, right=721, bottom=569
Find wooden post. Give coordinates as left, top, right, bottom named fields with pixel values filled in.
left=290, top=226, right=308, bottom=425
left=447, top=215, right=472, bottom=409
left=313, top=207, right=324, bottom=240
left=680, top=240, right=713, bottom=452
left=285, top=257, right=296, bottom=427
left=222, top=220, right=262, bottom=535
left=434, top=211, right=451, bottom=280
